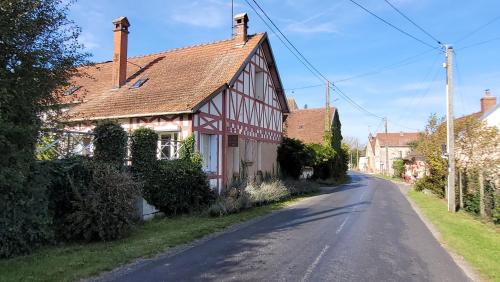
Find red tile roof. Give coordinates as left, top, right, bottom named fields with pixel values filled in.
left=61, top=33, right=278, bottom=120
left=284, top=107, right=335, bottom=144
left=375, top=132, right=420, bottom=147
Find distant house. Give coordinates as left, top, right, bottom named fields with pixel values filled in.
left=59, top=14, right=289, bottom=192
left=364, top=132, right=420, bottom=176
left=284, top=100, right=335, bottom=145
left=479, top=90, right=498, bottom=129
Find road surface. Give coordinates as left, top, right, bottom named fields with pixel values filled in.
left=105, top=172, right=468, bottom=282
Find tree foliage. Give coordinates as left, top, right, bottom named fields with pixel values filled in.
left=330, top=111, right=348, bottom=178
left=0, top=0, right=87, bottom=257
left=277, top=137, right=313, bottom=179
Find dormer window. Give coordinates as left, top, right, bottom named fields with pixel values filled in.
left=64, top=86, right=81, bottom=96
left=130, top=78, right=148, bottom=89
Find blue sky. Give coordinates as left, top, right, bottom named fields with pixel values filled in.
left=69, top=0, right=500, bottom=144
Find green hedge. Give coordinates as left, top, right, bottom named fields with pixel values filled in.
left=0, top=162, right=52, bottom=258
left=131, top=127, right=158, bottom=176
left=93, top=121, right=127, bottom=167
left=143, top=159, right=215, bottom=215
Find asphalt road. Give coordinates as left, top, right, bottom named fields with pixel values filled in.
left=105, top=172, right=469, bottom=282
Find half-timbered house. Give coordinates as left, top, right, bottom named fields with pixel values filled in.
left=61, top=14, right=289, bottom=191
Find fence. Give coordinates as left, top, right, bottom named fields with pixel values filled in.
left=36, top=129, right=183, bottom=161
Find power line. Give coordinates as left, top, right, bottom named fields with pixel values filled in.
left=456, top=15, right=500, bottom=44
left=285, top=84, right=323, bottom=91
left=456, top=36, right=500, bottom=51
left=244, top=0, right=324, bottom=84
left=394, top=51, right=442, bottom=122
left=383, top=0, right=442, bottom=45
left=336, top=48, right=438, bottom=83
left=245, top=0, right=384, bottom=121
left=246, top=0, right=327, bottom=81
left=347, top=0, right=438, bottom=49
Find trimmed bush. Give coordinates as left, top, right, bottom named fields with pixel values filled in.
left=144, top=159, right=214, bottom=215
left=246, top=180, right=291, bottom=205
left=277, top=137, right=313, bottom=179
left=0, top=162, right=52, bottom=258
left=392, top=159, right=405, bottom=178
left=47, top=157, right=141, bottom=242
left=93, top=120, right=127, bottom=167
left=131, top=127, right=158, bottom=176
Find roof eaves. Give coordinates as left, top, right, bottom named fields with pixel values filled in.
left=67, top=110, right=193, bottom=122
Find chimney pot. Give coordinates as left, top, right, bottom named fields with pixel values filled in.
left=233, top=13, right=249, bottom=45
left=112, top=16, right=130, bottom=88
left=480, top=89, right=496, bottom=113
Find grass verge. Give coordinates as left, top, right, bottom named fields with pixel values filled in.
left=407, top=189, right=500, bottom=282
left=0, top=194, right=314, bottom=282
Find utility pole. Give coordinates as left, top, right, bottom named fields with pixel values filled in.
left=445, top=45, right=456, bottom=212
left=325, top=80, right=331, bottom=132
left=385, top=117, right=389, bottom=176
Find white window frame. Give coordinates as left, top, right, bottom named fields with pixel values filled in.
left=200, top=133, right=217, bottom=173
left=255, top=67, right=264, bottom=101
left=158, top=131, right=180, bottom=160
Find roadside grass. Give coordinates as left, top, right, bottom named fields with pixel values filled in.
left=408, top=189, right=500, bottom=282
left=0, top=194, right=315, bottom=282
left=372, top=173, right=403, bottom=182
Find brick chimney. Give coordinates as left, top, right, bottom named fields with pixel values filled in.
left=233, top=13, right=249, bottom=45
left=112, top=16, right=130, bottom=89
left=480, top=89, right=496, bottom=113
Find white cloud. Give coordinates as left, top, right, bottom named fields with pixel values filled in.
left=287, top=22, right=338, bottom=34
left=170, top=1, right=230, bottom=28
left=79, top=32, right=100, bottom=50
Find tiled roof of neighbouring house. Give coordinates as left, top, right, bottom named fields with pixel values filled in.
left=285, top=107, right=335, bottom=145
left=375, top=132, right=420, bottom=147
left=60, top=33, right=282, bottom=120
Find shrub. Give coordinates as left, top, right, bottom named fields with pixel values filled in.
left=392, top=159, right=405, bottom=178
left=144, top=159, right=214, bottom=215
left=47, top=158, right=141, bottom=241
left=178, top=135, right=202, bottom=165
left=414, top=176, right=445, bottom=198
left=307, top=143, right=336, bottom=180
left=246, top=180, right=291, bottom=205
left=131, top=127, right=158, bottom=176
left=208, top=188, right=251, bottom=217
left=277, top=137, right=313, bottom=179
left=93, top=120, right=127, bottom=167
left=493, top=192, right=500, bottom=224
left=464, top=192, right=480, bottom=215
left=0, top=162, right=52, bottom=258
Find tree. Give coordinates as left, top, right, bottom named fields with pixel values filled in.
left=330, top=110, right=347, bottom=178
left=414, top=114, right=447, bottom=198
left=0, top=0, right=87, bottom=257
